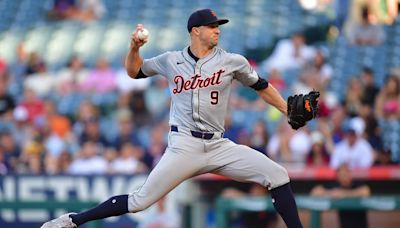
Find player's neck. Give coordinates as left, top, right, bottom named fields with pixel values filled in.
left=189, top=44, right=214, bottom=59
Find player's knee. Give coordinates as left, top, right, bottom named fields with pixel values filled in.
left=271, top=164, right=290, bottom=188
left=127, top=193, right=152, bottom=213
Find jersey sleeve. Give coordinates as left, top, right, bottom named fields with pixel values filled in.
left=231, top=54, right=259, bottom=86
left=140, top=52, right=171, bottom=77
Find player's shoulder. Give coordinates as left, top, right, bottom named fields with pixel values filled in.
left=220, top=49, right=248, bottom=64
left=150, top=50, right=180, bottom=62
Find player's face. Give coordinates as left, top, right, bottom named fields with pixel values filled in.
left=199, top=23, right=220, bottom=48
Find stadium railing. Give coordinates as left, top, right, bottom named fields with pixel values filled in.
left=215, top=195, right=400, bottom=228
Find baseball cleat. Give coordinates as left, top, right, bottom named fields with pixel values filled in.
left=40, top=212, right=77, bottom=228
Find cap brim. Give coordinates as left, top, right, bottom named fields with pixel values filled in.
left=217, top=19, right=229, bottom=25
left=205, top=19, right=229, bottom=26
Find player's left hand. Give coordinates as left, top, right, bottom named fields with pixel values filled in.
left=287, top=90, right=320, bottom=130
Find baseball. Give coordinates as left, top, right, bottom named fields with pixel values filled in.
left=137, top=28, right=149, bottom=40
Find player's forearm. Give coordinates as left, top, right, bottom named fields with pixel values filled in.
left=125, top=47, right=143, bottom=79
left=257, top=85, right=287, bottom=116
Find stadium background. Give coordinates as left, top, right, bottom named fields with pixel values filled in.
left=0, top=0, right=399, bottom=227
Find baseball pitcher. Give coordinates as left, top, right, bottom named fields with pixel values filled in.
left=42, top=8, right=319, bottom=228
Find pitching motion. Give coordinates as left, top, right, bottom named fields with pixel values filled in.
left=41, top=8, right=319, bottom=228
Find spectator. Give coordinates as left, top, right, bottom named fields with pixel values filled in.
left=0, top=131, right=21, bottom=173
left=24, top=75, right=55, bottom=99
left=0, top=77, right=16, bottom=120
left=44, top=153, right=60, bottom=174
left=144, top=77, right=170, bottom=121
left=79, top=57, right=116, bottom=94
left=49, top=0, right=106, bottom=22
left=24, top=59, right=55, bottom=98
left=37, top=100, right=71, bottom=138
left=344, top=77, right=363, bottom=117
left=358, top=104, right=383, bottom=153
left=69, top=0, right=106, bottom=22
left=328, top=105, right=347, bottom=144
left=267, top=69, right=286, bottom=92
left=375, top=76, right=400, bottom=120
left=144, top=124, right=167, bottom=168
left=8, top=43, right=28, bottom=96
left=10, top=106, right=31, bottom=148
left=26, top=154, right=43, bottom=174
left=110, top=108, right=140, bottom=150
left=78, top=116, right=109, bottom=149
left=25, top=52, right=46, bottom=75
left=58, top=151, right=73, bottom=174
left=294, top=48, right=333, bottom=93
left=72, top=100, right=99, bottom=137
left=360, top=67, right=379, bottom=108
left=68, top=140, right=107, bottom=174
left=19, top=88, right=45, bottom=125
left=267, top=120, right=311, bottom=163
left=20, top=131, right=45, bottom=174
left=110, top=143, right=147, bottom=174
left=138, top=196, right=181, bottom=228
left=379, top=119, right=400, bottom=163
left=306, top=131, right=330, bottom=166
left=249, top=120, right=270, bottom=154
left=0, top=146, right=7, bottom=175
left=311, top=164, right=371, bottom=228
left=313, top=89, right=337, bottom=119
left=261, top=32, right=315, bottom=72
left=47, top=0, right=76, bottom=20
left=374, top=149, right=395, bottom=166
left=0, top=58, right=8, bottom=79
left=221, top=184, right=278, bottom=228
left=129, top=91, right=152, bottom=128
left=55, top=56, right=89, bottom=96
left=36, top=100, right=72, bottom=158
left=115, top=58, right=150, bottom=94
left=375, top=76, right=400, bottom=163
left=329, top=126, right=374, bottom=169
left=347, top=6, right=385, bottom=45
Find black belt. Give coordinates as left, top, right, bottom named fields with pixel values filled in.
left=171, top=125, right=215, bottom=140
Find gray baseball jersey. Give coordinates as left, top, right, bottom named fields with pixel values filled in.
left=141, top=46, right=258, bottom=132
left=127, top=46, right=289, bottom=212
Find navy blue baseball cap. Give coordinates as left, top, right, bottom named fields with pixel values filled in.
left=187, top=9, right=229, bottom=32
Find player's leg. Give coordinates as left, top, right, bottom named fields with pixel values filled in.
left=207, top=139, right=303, bottom=228
left=42, top=132, right=206, bottom=227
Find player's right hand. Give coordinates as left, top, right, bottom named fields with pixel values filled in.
left=130, top=24, right=148, bottom=50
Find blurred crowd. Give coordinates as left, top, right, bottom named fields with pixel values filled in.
left=0, top=0, right=399, bottom=176
left=0, top=39, right=399, bottom=176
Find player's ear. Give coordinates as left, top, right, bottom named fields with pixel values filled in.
left=191, top=27, right=200, bottom=35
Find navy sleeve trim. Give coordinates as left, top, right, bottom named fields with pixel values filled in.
left=250, top=77, right=269, bottom=90
left=136, top=68, right=148, bottom=79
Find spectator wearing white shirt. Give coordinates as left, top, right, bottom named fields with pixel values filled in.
left=115, top=59, right=150, bottom=94
left=110, top=142, right=147, bottom=174
left=261, top=32, right=315, bottom=73
left=330, top=127, right=374, bottom=169
left=68, top=141, right=107, bottom=174
left=267, top=120, right=312, bottom=164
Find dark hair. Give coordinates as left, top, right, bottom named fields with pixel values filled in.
left=362, top=66, right=374, bottom=75
left=384, top=76, right=400, bottom=95
left=361, top=6, right=369, bottom=20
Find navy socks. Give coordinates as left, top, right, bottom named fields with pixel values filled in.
left=68, top=185, right=302, bottom=227
left=70, top=194, right=129, bottom=226
left=270, top=183, right=303, bottom=228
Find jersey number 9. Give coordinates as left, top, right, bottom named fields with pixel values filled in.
left=211, top=91, right=219, bottom=105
